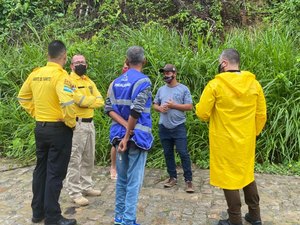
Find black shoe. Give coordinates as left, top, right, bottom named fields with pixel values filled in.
left=218, top=219, right=243, bottom=225
left=245, top=213, right=262, bottom=225
left=31, top=216, right=44, bottom=223
left=46, top=217, right=77, bottom=225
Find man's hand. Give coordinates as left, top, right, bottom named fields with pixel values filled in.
left=159, top=104, right=169, bottom=113
left=118, top=137, right=129, bottom=152
left=118, top=128, right=134, bottom=152
left=165, top=99, right=175, bottom=109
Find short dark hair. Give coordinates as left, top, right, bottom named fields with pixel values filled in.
left=126, top=46, right=145, bottom=65
left=48, top=40, right=66, bottom=59
left=220, top=48, right=240, bottom=65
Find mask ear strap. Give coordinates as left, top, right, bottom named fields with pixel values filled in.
left=227, top=70, right=240, bottom=72
left=218, top=62, right=225, bottom=73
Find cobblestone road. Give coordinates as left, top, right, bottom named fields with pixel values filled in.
left=0, top=158, right=300, bottom=225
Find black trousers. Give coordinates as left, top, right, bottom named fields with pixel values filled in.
left=31, top=122, right=73, bottom=224
left=223, top=181, right=261, bottom=224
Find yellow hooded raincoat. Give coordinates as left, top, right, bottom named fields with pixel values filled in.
left=195, top=71, right=267, bottom=190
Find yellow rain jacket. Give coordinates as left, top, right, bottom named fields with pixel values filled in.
left=18, top=62, right=76, bottom=128
left=195, top=71, right=267, bottom=190
left=70, top=72, right=104, bottom=118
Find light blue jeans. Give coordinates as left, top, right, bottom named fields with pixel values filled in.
left=115, top=143, right=148, bottom=225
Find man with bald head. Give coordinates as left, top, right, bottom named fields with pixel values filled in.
left=66, top=54, right=104, bottom=206
left=196, top=48, right=267, bottom=225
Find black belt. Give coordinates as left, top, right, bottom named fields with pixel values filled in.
left=112, top=140, right=137, bottom=149
left=76, top=117, right=93, bottom=122
left=36, top=121, right=65, bottom=127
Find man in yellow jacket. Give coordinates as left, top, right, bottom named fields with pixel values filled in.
left=195, top=49, right=267, bottom=225
left=65, top=54, right=104, bottom=206
left=18, top=40, right=77, bottom=225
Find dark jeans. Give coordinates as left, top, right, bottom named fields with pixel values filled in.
left=159, top=123, right=192, bottom=182
left=223, top=181, right=261, bottom=224
left=32, top=122, right=73, bottom=224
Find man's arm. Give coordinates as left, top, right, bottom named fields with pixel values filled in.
left=105, top=86, right=128, bottom=128
left=164, top=100, right=193, bottom=111
left=108, top=110, right=128, bottom=128
left=73, top=80, right=104, bottom=109
left=195, top=82, right=216, bottom=121
left=56, top=75, right=76, bottom=128
left=118, top=115, right=137, bottom=151
left=163, top=87, right=193, bottom=112
left=153, top=88, right=169, bottom=113
left=255, top=83, right=267, bottom=135
left=17, top=74, right=35, bottom=118
left=153, top=103, right=168, bottom=113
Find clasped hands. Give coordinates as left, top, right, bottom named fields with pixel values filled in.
left=159, top=99, right=174, bottom=113
left=118, top=129, right=134, bottom=153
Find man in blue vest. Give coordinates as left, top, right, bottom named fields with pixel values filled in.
left=105, top=46, right=153, bottom=225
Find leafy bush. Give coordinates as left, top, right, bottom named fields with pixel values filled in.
left=0, top=0, right=299, bottom=175
left=0, top=0, right=65, bottom=42
left=1, top=22, right=299, bottom=175
left=268, top=0, right=300, bottom=33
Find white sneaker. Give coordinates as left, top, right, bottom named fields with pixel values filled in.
left=73, top=196, right=89, bottom=206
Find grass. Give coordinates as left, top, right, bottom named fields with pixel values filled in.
left=0, top=22, right=299, bottom=175
left=256, top=161, right=300, bottom=176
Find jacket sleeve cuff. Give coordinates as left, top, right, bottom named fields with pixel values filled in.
left=130, top=109, right=141, bottom=119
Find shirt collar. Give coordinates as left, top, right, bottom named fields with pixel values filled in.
left=70, top=71, right=87, bottom=80
left=46, top=62, right=63, bottom=68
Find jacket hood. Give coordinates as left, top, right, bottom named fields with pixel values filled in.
left=215, top=71, right=256, bottom=96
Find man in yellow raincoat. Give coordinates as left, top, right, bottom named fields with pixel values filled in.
left=195, top=49, right=267, bottom=225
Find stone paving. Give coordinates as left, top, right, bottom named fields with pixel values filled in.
left=0, top=158, right=300, bottom=225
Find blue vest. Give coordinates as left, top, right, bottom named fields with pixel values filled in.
left=109, top=69, right=153, bottom=150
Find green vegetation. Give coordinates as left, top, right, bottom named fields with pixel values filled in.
left=0, top=0, right=299, bottom=175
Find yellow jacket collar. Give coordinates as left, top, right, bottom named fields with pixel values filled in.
left=215, top=71, right=256, bottom=96
left=46, top=62, right=63, bottom=68
left=70, top=71, right=87, bottom=80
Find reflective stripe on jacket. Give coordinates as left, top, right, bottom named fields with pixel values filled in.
left=70, top=72, right=104, bottom=118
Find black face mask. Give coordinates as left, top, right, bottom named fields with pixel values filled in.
left=163, top=75, right=174, bottom=83
left=218, top=63, right=225, bottom=73
left=74, top=64, right=87, bottom=76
